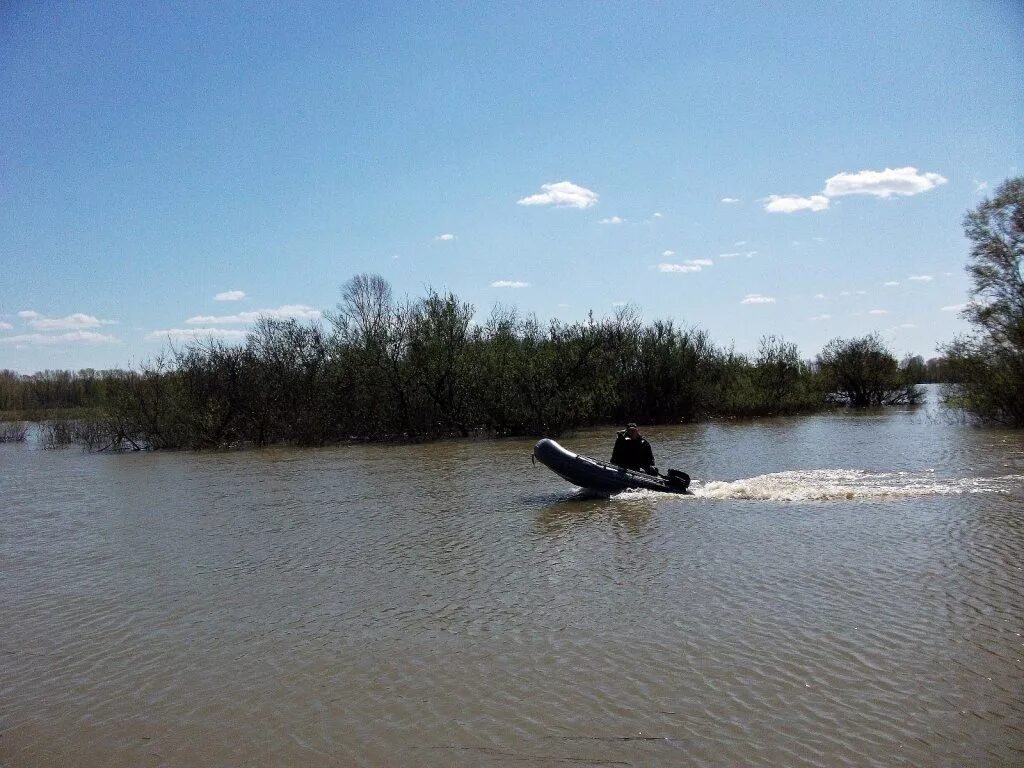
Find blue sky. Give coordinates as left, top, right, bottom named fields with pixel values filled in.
left=2, top=0, right=1021, bottom=373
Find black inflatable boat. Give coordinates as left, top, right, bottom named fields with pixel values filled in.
left=533, top=438, right=690, bottom=495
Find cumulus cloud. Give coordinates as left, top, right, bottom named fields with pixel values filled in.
left=0, top=321, right=11, bottom=330
left=214, top=290, right=246, bottom=301
left=0, top=331, right=118, bottom=346
left=658, top=259, right=712, bottom=273
left=434, top=233, right=456, bottom=241
left=185, top=305, right=322, bottom=325
left=146, top=328, right=249, bottom=342
left=764, top=194, right=830, bottom=213
left=517, top=181, right=598, bottom=209
left=823, top=167, right=948, bottom=198
left=741, top=293, right=776, bottom=304
left=908, top=275, right=933, bottom=282
left=721, top=197, right=740, bottom=204
left=491, top=280, right=529, bottom=288
left=599, top=216, right=624, bottom=224
left=662, top=250, right=676, bottom=257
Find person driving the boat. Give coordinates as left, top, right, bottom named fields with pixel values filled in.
left=611, top=423, right=657, bottom=475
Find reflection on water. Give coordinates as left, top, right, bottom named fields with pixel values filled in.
left=2, top=393, right=1024, bottom=767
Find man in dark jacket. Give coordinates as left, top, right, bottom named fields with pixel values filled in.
left=611, top=422, right=656, bottom=474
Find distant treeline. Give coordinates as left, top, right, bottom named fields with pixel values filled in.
left=0, top=369, right=117, bottom=413
left=3, top=274, right=935, bottom=450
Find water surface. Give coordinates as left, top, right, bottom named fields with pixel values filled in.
left=3, top=395, right=1023, bottom=766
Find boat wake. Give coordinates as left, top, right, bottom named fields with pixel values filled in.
left=693, top=469, right=1022, bottom=501
left=605, top=470, right=1023, bottom=502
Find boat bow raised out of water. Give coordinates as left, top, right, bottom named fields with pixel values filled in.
left=533, top=438, right=690, bottom=495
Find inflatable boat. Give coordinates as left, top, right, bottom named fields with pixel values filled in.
left=533, top=438, right=691, bottom=494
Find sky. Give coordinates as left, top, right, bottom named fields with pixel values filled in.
left=1, top=0, right=1021, bottom=374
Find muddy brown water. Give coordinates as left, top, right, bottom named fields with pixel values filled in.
left=3, top=393, right=1023, bottom=766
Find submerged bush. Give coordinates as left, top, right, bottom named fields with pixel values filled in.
left=817, top=333, right=923, bottom=407
left=87, top=274, right=940, bottom=450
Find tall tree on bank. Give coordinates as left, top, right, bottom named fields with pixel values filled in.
left=942, top=177, right=1024, bottom=426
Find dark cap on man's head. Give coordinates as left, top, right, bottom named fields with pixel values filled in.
left=626, top=422, right=638, bottom=429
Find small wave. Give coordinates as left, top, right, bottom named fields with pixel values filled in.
left=690, top=469, right=1023, bottom=502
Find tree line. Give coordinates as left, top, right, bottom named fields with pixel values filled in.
left=2, top=276, right=927, bottom=449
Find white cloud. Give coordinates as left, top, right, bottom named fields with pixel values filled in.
left=146, top=328, right=249, bottom=342
left=599, top=216, right=624, bottom=224
left=186, top=304, right=322, bottom=325
left=741, top=293, right=776, bottom=304
left=658, top=259, right=712, bottom=273
left=517, top=181, right=598, bottom=209
left=856, top=290, right=867, bottom=295
left=0, top=331, right=118, bottom=346
left=721, top=197, right=740, bottom=204
left=735, top=241, right=747, bottom=246
left=908, top=275, right=933, bottom=282
left=811, top=314, right=831, bottom=321
left=434, top=233, right=456, bottom=241
left=718, top=250, right=757, bottom=259
left=868, top=309, right=889, bottom=315
left=652, top=212, right=663, bottom=218
left=884, top=281, right=900, bottom=287
left=0, top=322, right=11, bottom=330
left=662, top=250, right=676, bottom=257
left=15, top=311, right=116, bottom=331
left=491, top=280, right=529, bottom=288
left=900, top=323, right=916, bottom=329
left=814, top=293, right=826, bottom=299
left=214, top=290, right=246, bottom=301
left=941, top=303, right=968, bottom=312
left=764, top=194, right=829, bottom=213
left=839, top=291, right=852, bottom=297
left=974, top=180, right=988, bottom=193
left=823, top=167, right=947, bottom=199
left=612, top=301, right=628, bottom=307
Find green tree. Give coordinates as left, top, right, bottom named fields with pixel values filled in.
left=942, top=176, right=1024, bottom=425
left=817, top=334, right=921, bottom=407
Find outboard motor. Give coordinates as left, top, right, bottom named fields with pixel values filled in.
left=667, top=469, right=690, bottom=492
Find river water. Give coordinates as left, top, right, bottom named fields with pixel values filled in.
left=3, top=392, right=1023, bottom=767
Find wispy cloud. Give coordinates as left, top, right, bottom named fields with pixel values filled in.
left=658, top=259, right=713, bottom=273
left=662, top=250, right=675, bottom=257
left=741, top=293, right=776, bottom=304
left=718, top=250, right=758, bottom=259
left=823, top=167, right=948, bottom=198
left=974, top=180, right=989, bottom=193
left=814, top=293, right=826, bottom=299
left=721, top=197, right=740, bottom=204
left=907, top=275, right=933, bottom=282
left=214, top=290, right=246, bottom=301
left=434, top=233, right=456, bottom=241
left=185, top=305, right=322, bottom=325
left=868, top=309, right=889, bottom=315
left=146, top=328, right=250, bottom=342
left=491, top=280, right=529, bottom=288
left=599, top=216, right=624, bottom=224
left=652, top=212, right=663, bottom=218
left=811, top=314, right=831, bottom=321
left=941, top=303, right=968, bottom=312
left=0, top=331, right=118, bottom=346
left=883, top=281, right=900, bottom=287
left=0, top=321, right=12, bottom=330
left=16, top=310, right=115, bottom=331
left=517, top=181, right=598, bottom=209
left=764, top=194, right=829, bottom=213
